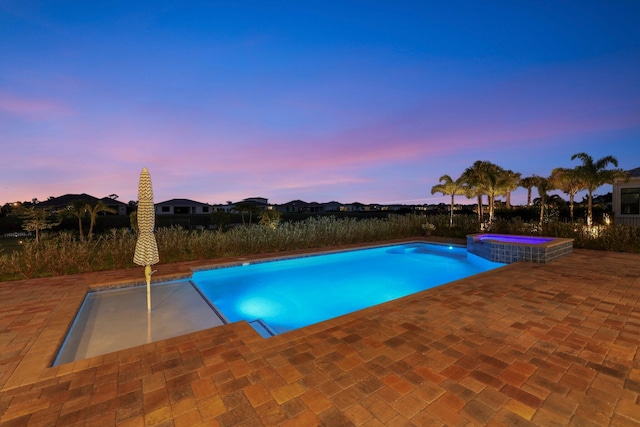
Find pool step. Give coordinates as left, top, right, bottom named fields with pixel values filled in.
left=189, top=280, right=229, bottom=324
left=249, top=319, right=277, bottom=338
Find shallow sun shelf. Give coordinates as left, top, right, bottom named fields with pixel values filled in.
left=54, top=280, right=226, bottom=366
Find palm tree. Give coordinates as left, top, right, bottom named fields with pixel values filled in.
left=483, top=167, right=501, bottom=222
left=462, top=161, right=504, bottom=223
left=519, top=176, right=537, bottom=207
left=65, top=199, right=89, bottom=241
left=551, top=167, right=584, bottom=222
left=234, top=202, right=262, bottom=226
left=461, top=161, right=489, bottom=223
left=533, top=193, right=565, bottom=224
left=481, top=163, right=508, bottom=222
left=533, top=175, right=553, bottom=227
left=234, top=203, right=249, bottom=226
left=500, top=170, right=521, bottom=209
left=571, top=153, right=625, bottom=225
left=86, top=200, right=117, bottom=240
left=431, top=174, right=466, bottom=227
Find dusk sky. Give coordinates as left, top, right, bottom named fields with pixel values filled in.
left=2, top=1, right=639, bottom=207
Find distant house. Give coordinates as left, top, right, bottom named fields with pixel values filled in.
left=155, top=199, right=211, bottom=215
left=212, top=197, right=271, bottom=213
left=275, top=200, right=302, bottom=213
left=306, top=202, right=325, bottom=213
left=276, top=200, right=325, bottom=213
left=242, top=197, right=269, bottom=206
left=36, top=193, right=127, bottom=215
left=612, top=167, right=640, bottom=226
left=237, top=197, right=271, bottom=211
left=380, top=204, right=406, bottom=212
left=343, top=202, right=368, bottom=212
left=322, top=201, right=344, bottom=212
left=211, top=203, right=235, bottom=213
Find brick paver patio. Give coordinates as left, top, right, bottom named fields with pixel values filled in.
left=0, top=238, right=638, bottom=426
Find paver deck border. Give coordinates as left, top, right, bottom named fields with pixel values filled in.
left=1, top=237, right=638, bottom=426
left=3, top=238, right=449, bottom=391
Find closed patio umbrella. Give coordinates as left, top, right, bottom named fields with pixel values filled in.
left=133, top=167, right=159, bottom=312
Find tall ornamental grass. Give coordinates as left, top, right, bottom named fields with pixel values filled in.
left=1, top=213, right=637, bottom=282
left=0, top=215, right=425, bottom=281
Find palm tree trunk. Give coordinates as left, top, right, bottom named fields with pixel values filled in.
left=489, top=195, right=495, bottom=222
left=88, top=217, right=95, bottom=241
left=569, top=193, right=575, bottom=222
left=78, top=217, right=84, bottom=241
left=587, top=190, right=593, bottom=226
left=449, top=195, right=454, bottom=227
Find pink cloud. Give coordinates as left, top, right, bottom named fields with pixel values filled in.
left=3, top=54, right=637, bottom=207
left=0, top=92, right=72, bottom=118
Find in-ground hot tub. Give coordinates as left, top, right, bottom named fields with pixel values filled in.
left=467, top=233, right=574, bottom=264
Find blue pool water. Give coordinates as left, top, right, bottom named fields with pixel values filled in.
left=193, top=243, right=505, bottom=336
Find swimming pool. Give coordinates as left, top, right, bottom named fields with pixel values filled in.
left=193, top=242, right=505, bottom=336
left=54, top=242, right=505, bottom=364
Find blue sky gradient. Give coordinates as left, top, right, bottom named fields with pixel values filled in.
left=1, top=1, right=639, bottom=205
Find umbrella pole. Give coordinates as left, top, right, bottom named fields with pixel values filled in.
left=147, top=310, right=152, bottom=343
left=145, top=265, right=152, bottom=312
